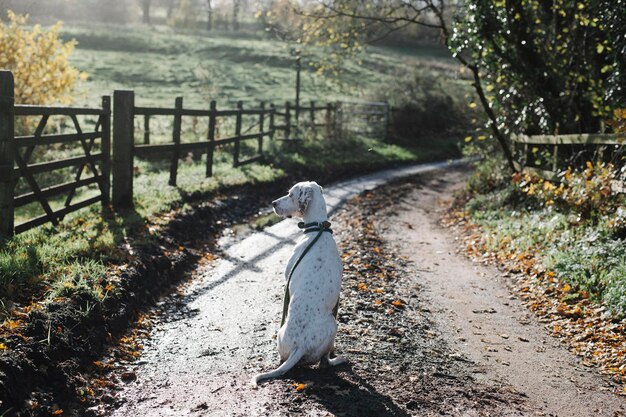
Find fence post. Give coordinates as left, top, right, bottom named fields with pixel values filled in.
left=169, top=96, right=182, bottom=186
left=143, top=115, right=150, bottom=144
left=310, top=100, right=316, bottom=139
left=112, top=90, right=135, bottom=209
left=325, top=102, right=332, bottom=141
left=101, top=95, right=111, bottom=206
left=259, top=102, right=265, bottom=157
left=285, top=101, right=291, bottom=140
left=0, top=71, right=15, bottom=238
left=384, top=101, right=390, bottom=142
left=206, top=100, right=217, bottom=177
left=334, top=101, right=343, bottom=141
left=269, top=103, right=276, bottom=152
left=233, top=100, right=243, bottom=167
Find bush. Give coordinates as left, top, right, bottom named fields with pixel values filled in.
left=512, top=162, right=624, bottom=221
left=373, top=71, right=476, bottom=146
left=0, top=11, right=86, bottom=105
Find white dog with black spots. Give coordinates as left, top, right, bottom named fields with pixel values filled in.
left=252, top=181, right=345, bottom=387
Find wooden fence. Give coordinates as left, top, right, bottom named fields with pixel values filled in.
left=3, top=71, right=395, bottom=236
left=1, top=71, right=111, bottom=236
left=511, top=133, right=626, bottom=181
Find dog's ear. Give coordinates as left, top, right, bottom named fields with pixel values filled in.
left=311, top=181, right=324, bottom=194
left=297, top=186, right=313, bottom=214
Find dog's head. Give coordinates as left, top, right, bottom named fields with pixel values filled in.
left=272, top=181, right=324, bottom=219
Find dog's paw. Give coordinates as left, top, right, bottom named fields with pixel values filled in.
left=328, top=355, right=347, bottom=367
left=250, top=375, right=259, bottom=389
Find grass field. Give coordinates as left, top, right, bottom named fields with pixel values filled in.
left=60, top=23, right=458, bottom=108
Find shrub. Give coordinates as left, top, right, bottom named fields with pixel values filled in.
left=512, top=162, right=625, bottom=221
left=373, top=71, right=476, bottom=147
left=0, top=11, right=86, bottom=105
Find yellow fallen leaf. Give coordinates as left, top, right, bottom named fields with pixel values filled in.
left=357, top=283, right=368, bottom=291
left=3, top=320, right=21, bottom=330
left=294, top=383, right=306, bottom=392
left=0, top=343, right=7, bottom=350
left=562, top=283, right=571, bottom=293
left=52, top=410, right=63, bottom=415
left=391, top=300, right=403, bottom=307
left=178, top=246, right=185, bottom=251
left=374, top=300, right=382, bottom=305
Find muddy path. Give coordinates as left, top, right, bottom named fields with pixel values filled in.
left=96, top=164, right=625, bottom=416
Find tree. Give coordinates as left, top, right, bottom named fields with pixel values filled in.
left=0, top=11, right=86, bottom=105
left=233, top=0, right=240, bottom=30
left=141, top=0, right=152, bottom=24
left=451, top=0, right=616, bottom=136
left=207, top=0, right=213, bottom=30
left=294, top=0, right=624, bottom=171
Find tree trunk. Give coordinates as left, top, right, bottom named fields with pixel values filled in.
left=207, top=0, right=213, bottom=31
left=166, top=0, right=177, bottom=19
left=233, top=0, right=241, bottom=31
left=141, top=0, right=151, bottom=24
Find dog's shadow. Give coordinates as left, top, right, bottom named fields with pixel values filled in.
left=285, top=363, right=411, bottom=417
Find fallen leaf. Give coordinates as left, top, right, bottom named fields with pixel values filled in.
left=391, top=300, right=403, bottom=307
left=294, top=383, right=306, bottom=392
left=52, top=410, right=63, bottom=415
left=0, top=343, right=7, bottom=350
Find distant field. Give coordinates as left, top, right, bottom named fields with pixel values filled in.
left=60, top=23, right=457, bottom=108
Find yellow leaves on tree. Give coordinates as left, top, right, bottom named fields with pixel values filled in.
left=0, top=11, right=86, bottom=105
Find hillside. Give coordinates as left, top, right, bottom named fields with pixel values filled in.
left=60, top=23, right=458, bottom=108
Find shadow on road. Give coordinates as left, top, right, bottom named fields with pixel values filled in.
left=287, top=364, right=411, bottom=417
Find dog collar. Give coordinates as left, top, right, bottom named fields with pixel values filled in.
left=297, top=221, right=333, bottom=234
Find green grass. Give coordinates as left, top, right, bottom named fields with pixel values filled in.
left=61, top=22, right=457, bottom=108
left=466, top=177, right=626, bottom=317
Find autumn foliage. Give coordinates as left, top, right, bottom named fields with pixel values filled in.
left=0, top=11, right=86, bottom=105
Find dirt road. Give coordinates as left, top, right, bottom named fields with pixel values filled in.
left=102, top=164, right=626, bottom=416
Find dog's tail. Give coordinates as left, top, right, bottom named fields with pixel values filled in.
left=251, top=347, right=304, bottom=388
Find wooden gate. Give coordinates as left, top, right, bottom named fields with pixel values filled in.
left=335, top=101, right=389, bottom=141
left=0, top=70, right=111, bottom=236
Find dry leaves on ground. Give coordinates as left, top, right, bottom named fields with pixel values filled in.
left=442, top=207, right=626, bottom=394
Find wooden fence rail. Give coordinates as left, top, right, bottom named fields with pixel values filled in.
left=511, top=133, right=626, bottom=181
left=0, top=69, right=390, bottom=236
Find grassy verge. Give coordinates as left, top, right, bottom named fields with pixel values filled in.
left=461, top=160, right=626, bottom=317
left=450, top=157, right=626, bottom=390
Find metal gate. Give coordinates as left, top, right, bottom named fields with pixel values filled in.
left=335, top=101, right=389, bottom=140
